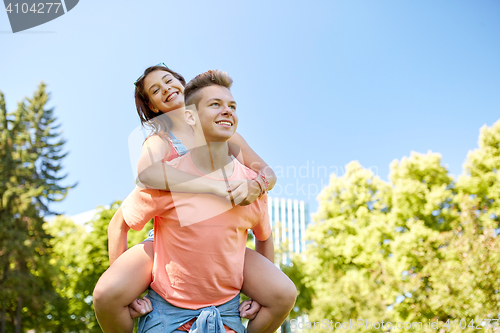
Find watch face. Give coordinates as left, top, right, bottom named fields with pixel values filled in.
left=4, top=0, right=80, bottom=33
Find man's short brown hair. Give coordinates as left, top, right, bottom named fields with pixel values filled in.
left=184, top=70, right=233, bottom=110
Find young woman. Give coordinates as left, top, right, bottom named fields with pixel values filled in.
left=93, top=65, right=296, bottom=333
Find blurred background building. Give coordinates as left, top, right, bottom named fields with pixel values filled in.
left=268, top=197, right=310, bottom=265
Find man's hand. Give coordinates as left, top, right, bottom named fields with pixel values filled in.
left=239, top=299, right=262, bottom=320
left=128, top=297, right=153, bottom=319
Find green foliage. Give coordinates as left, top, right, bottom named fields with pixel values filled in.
left=415, top=195, right=500, bottom=324
left=44, top=216, right=89, bottom=332
left=43, top=202, right=152, bottom=332
left=296, top=120, right=500, bottom=332
left=457, top=120, right=500, bottom=228
left=0, top=84, right=74, bottom=332
left=282, top=255, right=312, bottom=319
left=305, top=162, right=393, bottom=324
left=246, top=230, right=255, bottom=250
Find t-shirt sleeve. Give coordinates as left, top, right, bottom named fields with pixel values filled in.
left=251, top=194, right=271, bottom=241
left=121, top=187, right=163, bottom=231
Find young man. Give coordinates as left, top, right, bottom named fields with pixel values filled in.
left=102, top=70, right=277, bottom=333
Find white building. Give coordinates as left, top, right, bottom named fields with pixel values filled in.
left=267, top=197, right=309, bottom=265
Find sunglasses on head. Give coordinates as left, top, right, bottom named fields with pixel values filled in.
left=134, top=62, right=169, bottom=86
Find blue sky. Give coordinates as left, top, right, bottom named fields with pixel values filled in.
left=1, top=0, right=499, bottom=217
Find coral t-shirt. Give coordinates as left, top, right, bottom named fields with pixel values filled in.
left=121, top=152, right=271, bottom=309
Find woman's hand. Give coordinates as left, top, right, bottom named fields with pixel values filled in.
left=210, top=179, right=243, bottom=197
left=128, top=297, right=153, bottom=319
left=226, top=179, right=261, bottom=206
left=239, top=299, right=262, bottom=320
left=209, top=179, right=263, bottom=206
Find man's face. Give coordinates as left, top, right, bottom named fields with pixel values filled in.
left=196, top=85, right=238, bottom=142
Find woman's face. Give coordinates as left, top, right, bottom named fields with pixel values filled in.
left=144, top=70, right=185, bottom=113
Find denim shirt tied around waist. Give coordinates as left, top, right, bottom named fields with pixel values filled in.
left=138, top=288, right=246, bottom=333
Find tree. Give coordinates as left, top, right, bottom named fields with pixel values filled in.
left=44, top=202, right=153, bottom=332
left=384, top=152, right=456, bottom=324
left=281, top=255, right=312, bottom=319
left=25, top=83, right=74, bottom=215
left=415, top=195, right=500, bottom=331
left=0, top=84, right=74, bottom=332
left=298, top=120, right=500, bottom=332
left=304, top=161, right=394, bottom=325
left=43, top=216, right=86, bottom=333
left=457, top=120, right=500, bottom=229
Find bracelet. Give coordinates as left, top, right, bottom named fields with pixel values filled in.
left=258, top=171, right=269, bottom=195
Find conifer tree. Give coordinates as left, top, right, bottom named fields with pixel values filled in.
left=0, top=84, right=74, bottom=332
left=25, top=83, right=74, bottom=215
